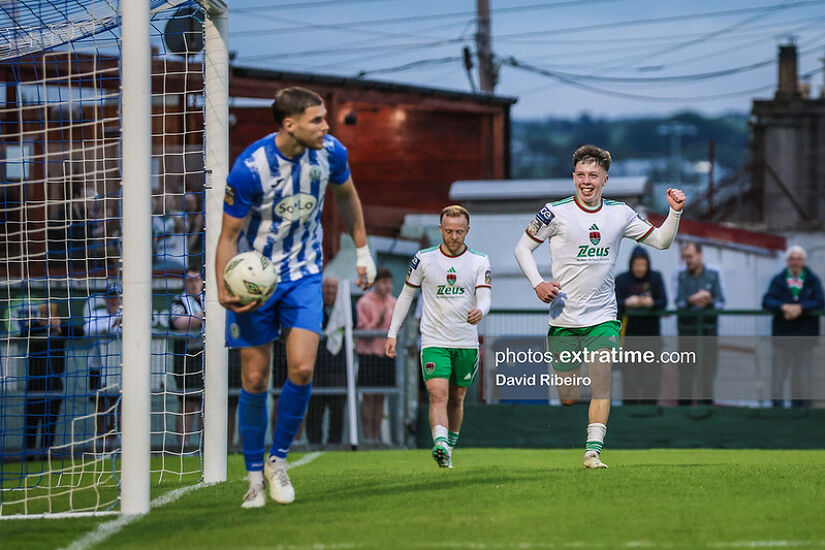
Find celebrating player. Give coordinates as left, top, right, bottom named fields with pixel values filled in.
left=216, top=87, right=376, bottom=508
left=385, top=205, right=491, bottom=468
left=514, top=145, right=685, bottom=469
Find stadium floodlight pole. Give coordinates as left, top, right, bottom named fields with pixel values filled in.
left=343, top=280, right=359, bottom=449
left=120, top=0, right=152, bottom=516
left=203, top=0, right=229, bottom=484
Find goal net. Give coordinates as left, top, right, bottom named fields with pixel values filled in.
left=0, top=0, right=224, bottom=518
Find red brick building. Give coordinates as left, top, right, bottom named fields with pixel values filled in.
left=228, top=66, right=516, bottom=258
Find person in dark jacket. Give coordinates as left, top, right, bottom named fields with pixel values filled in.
left=22, top=301, right=83, bottom=455
left=615, top=246, right=668, bottom=404
left=762, top=245, right=824, bottom=408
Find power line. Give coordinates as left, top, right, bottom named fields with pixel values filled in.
left=353, top=56, right=462, bottom=78
left=502, top=58, right=825, bottom=103
left=230, top=0, right=398, bottom=15
left=493, top=0, right=825, bottom=40
left=230, top=0, right=630, bottom=37
left=237, top=36, right=466, bottom=63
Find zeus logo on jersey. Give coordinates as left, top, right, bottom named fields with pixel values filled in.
left=436, top=285, right=465, bottom=295
left=274, top=193, right=318, bottom=221
left=577, top=245, right=610, bottom=258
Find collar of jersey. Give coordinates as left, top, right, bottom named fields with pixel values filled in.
left=439, top=244, right=467, bottom=258
left=574, top=195, right=603, bottom=213
left=272, top=134, right=304, bottom=162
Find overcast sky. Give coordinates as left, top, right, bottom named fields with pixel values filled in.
left=225, top=0, right=825, bottom=120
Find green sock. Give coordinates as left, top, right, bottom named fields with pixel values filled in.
left=447, top=431, right=459, bottom=448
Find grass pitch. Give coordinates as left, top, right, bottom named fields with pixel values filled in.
left=2, top=449, right=825, bottom=549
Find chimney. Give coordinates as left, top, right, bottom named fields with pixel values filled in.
left=776, top=43, right=800, bottom=100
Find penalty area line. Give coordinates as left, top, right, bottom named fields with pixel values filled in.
left=62, top=452, right=324, bottom=550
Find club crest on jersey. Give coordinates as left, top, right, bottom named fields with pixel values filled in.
left=309, top=166, right=322, bottom=180
left=589, top=224, right=601, bottom=245
left=446, top=267, right=457, bottom=286
left=274, top=193, right=318, bottom=222
left=424, top=362, right=436, bottom=374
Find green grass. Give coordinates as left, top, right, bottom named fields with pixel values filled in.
left=3, top=449, right=825, bottom=549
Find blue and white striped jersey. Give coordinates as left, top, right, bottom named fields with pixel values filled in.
left=224, top=133, right=351, bottom=282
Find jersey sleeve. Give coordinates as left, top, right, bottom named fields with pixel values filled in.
left=622, top=205, right=655, bottom=242
left=223, top=154, right=262, bottom=219
left=476, top=255, right=491, bottom=289
left=405, top=252, right=424, bottom=288
left=524, top=203, right=557, bottom=243
left=326, top=136, right=351, bottom=185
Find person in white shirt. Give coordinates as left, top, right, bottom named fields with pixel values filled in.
left=386, top=205, right=491, bottom=468
left=84, top=283, right=122, bottom=451
left=514, top=145, right=686, bottom=469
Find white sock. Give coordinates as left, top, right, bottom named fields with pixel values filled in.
left=432, top=424, right=448, bottom=445
left=585, top=422, right=607, bottom=456
left=248, top=470, right=264, bottom=486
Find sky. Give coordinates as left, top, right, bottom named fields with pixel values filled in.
left=225, top=0, right=825, bottom=121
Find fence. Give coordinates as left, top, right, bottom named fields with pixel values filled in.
left=481, top=309, right=825, bottom=406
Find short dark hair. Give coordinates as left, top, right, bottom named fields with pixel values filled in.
left=271, top=87, right=323, bottom=125
left=375, top=268, right=393, bottom=282
left=683, top=242, right=702, bottom=254
left=439, top=204, right=470, bottom=224
left=573, top=145, right=611, bottom=172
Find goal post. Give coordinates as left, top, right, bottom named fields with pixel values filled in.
left=120, top=0, right=153, bottom=516
left=202, top=0, right=229, bottom=486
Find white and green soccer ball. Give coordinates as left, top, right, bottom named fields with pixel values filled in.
left=223, top=250, right=279, bottom=305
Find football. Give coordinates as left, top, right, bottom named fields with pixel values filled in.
left=223, top=250, right=279, bottom=304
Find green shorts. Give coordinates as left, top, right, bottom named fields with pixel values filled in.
left=546, top=320, right=621, bottom=372
left=420, top=347, right=479, bottom=386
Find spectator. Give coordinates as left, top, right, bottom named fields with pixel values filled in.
left=170, top=268, right=205, bottom=451
left=152, top=194, right=187, bottom=273
left=762, top=245, right=825, bottom=408
left=675, top=242, right=725, bottom=406
left=48, top=186, right=108, bottom=274
left=615, top=246, right=667, bottom=405
left=355, top=269, right=396, bottom=444
left=22, top=301, right=83, bottom=457
left=84, top=283, right=123, bottom=451
left=306, top=276, right=348, bottom=447
left=183, top=192, right=204, bottom=271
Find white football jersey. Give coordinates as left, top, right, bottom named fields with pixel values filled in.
left=525, top=196, right=653, bottom=328
left=406, top=245, right=491, bottom=348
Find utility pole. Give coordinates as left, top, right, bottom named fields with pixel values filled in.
left=476, top=0, right=495, bottom=92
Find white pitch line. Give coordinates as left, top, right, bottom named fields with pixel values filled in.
left=61, top=452, right=324, bottom=550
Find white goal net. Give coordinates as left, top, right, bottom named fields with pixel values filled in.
left=0, top=0, right=226, bottom=518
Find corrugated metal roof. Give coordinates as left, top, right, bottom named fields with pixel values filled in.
left=449, top=178, right=650, bottom=201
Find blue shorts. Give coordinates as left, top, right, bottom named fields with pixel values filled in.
left=225, top=273, right=323, bottom=348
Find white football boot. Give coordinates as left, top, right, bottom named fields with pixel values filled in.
left=241, top=482, right=266, bottom=509
left=265, top=456, right=295, bottom=504
left=583, top=451, right=608, bottom=469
